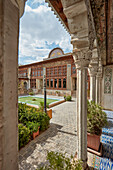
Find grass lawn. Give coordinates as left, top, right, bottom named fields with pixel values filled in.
left=18, top=96, right=58, bottom=106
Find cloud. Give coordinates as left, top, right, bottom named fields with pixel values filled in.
left=31, top=0, right=45, bottom=4
left=19, top=2, right=72, bottom=65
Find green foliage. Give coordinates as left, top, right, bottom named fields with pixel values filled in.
left=39, top=101, right=49, bottom=112
left=18, top=123, right=30, bottom=149
left=18, top=103, right=50, bottom=132
left=65, top=95, right=72, bottom=101
left=26, top=122, right=40, bottom=135
left=29, top=92, right=34, bottom=95
left=87, top=100, right=107, bottom=135
left=64, top=95, right=66, bottom=100
left=39, top=112, right=50, bottom=131
left=38, top=151, right=82, bottom=170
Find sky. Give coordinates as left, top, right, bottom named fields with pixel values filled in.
left=19, top=0, right=72, bottom=65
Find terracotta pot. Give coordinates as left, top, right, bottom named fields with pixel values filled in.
left=87, top=133, right=101, bottom=151
left=47, top=109, right=52, bottom=119
left=33, top=128, right=40, bottom=139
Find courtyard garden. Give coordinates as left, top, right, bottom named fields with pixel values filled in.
left=18, top=96, right=59, bottom=107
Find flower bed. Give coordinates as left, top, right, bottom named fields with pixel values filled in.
left=18, top=103, right=50, bottom=149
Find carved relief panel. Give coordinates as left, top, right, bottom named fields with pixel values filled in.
left=104, top=67, right=112, bottom=94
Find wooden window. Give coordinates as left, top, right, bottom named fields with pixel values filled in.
left=30, top=79, right=36, bottom=88
left=47, top=68, right=50, bottom=77
left=54, top=67, right=57, bottom=75
left=41, top=70, right=43, bottom=76
left=54, top=79, right=57, bottom=88
left=58, top=66, right=62, bottom=76
left=63, top=78, right=66, bottom=88
left=50, top=79, right=53, bottom=87
left=58, top=79, right=61, bottom=88
left=62, top=66, right=66, bottom=76
left=47, top=79, right=49, bottom=88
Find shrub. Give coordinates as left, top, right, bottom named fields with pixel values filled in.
left=18, top=103, right=50, bottom=132
left=26, top=121, right=40, bottom=135
left=29, top=92, right=34, bottom=95
left=38, top=112, right=50, bottom=131
left=18, top=123, right=30, bottom=149
left=38, top=151, right=82, bottom=170
left=39, top=101, right=49, bottom=112
left=66, top=95, right=72, bottom=101
left=64, top=95, right=66, bottom=100
left=87, top=100, right=107, bottom=135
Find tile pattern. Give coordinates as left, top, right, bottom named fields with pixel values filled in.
left=104, top=68, right=112, bottom=94
left=92, top=110, right=113, bottom=169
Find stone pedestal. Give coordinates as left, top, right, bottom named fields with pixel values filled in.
left=0, top=0, right=25, bottom=170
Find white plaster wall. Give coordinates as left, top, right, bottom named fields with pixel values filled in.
left=101, top=65, right=113, bottom=110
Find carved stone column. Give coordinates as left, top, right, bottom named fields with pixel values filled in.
left=0, top=0, right=26, bottom=170
left=96, top=62, right=102, bottom=104
left=72, top=39, right=91, bottom=169
left=89, top=45, right=98, bottom=102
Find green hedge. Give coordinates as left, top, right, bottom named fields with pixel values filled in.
left=18, top=103, right=50, bottom=149
left=18, top=124, right=30, bottom=149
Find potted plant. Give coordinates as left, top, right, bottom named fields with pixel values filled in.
left=87, top=100, right=107, bottom=151
left=26, top=121, right=40, bottom=139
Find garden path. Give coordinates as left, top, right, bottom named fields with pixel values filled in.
left=19, top=98, right=78, bottom=169
left=19, top=97, right=113, bottom=170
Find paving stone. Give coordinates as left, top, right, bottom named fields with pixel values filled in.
left=19, top=99, right=77, bottom=169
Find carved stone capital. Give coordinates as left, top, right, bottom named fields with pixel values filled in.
left=89, top=65, right=98, bottom=76
left=73, top=48, right=91, bottom=69
left=10, top=0, right=26, bottom=17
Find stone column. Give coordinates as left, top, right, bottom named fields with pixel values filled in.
left=89, top=47, right=98, bottom=102
left=0, top=0, right=26, bottom=170
left=89, top=72, right=96, bottom=102
left=96, top=65, right=102, bottom=104
left=67, top=64, right=71, bottom=90
left=72, top=39, right=91, bottom=169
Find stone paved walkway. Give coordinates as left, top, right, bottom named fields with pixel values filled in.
left=19, top=99, right=78, bottom=170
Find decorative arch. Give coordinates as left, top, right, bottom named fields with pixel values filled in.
left=48, top=48, right=64, bottom=58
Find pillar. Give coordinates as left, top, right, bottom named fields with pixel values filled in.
left=89, top=46, right=98, bottom=102
left=67, top=64, right=71, bottom=90
left=89, top=73, right=96, bottom=102
left=96, top=71, right=102, bottom=104
left=72, top=39, right=91, bottom=169
left=0, top=0, right=25, bottom=170
left=77, top=67, right=88, bottom=163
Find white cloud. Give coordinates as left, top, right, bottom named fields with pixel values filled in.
left=19, top=2, right=72, bottom=65
left=31, top=0, right=45, bottom=4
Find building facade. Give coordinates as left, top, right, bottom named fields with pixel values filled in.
left=18, top=47, right=90, bottom=97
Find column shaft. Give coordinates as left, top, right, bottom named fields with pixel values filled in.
left=77, top=68, right=87, bottom=166
left=0, top=0, right=19, bottom=169
left=90, top=76, right=96, bottom=102
left=96, top=76, right=102, bottom=104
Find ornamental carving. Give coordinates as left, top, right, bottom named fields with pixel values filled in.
left=104, top=68, right=112, bottom=94
left=73, top=49, right=91, bottom=69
